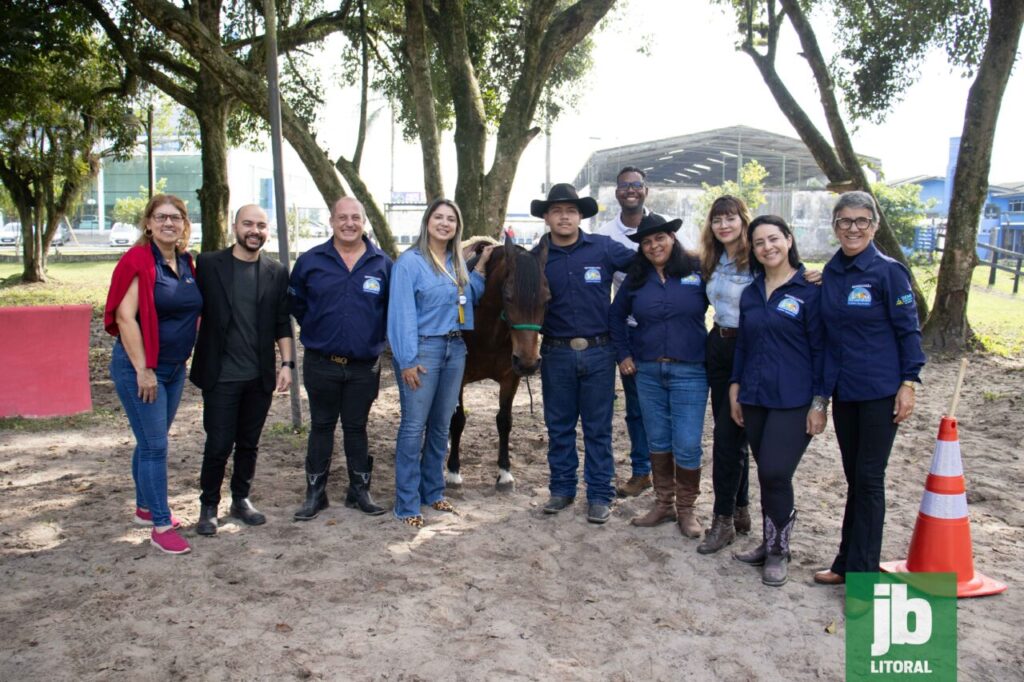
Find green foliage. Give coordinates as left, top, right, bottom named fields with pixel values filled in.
left=692, top=160, right=769, bottom=226
left=111, top=178, right=169, bottom=225
left=872, top=182, right=936, bottom=247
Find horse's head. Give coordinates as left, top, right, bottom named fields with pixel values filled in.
left=498, top=234, right=549, bottom=376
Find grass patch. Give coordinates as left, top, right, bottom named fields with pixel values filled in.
left=0, top=406, right=119, bottom=432
left=0, top=261, right=114, bottom=315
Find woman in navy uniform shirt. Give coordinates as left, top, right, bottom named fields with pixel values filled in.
left=728, top=215, right=826, bottom=586
left=814, top=192, right=925, bottom=586
left=610, top=215, right=709, bottom=538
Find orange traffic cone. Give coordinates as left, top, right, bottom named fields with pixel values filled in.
left=881, top=416, right=1007, bottom=598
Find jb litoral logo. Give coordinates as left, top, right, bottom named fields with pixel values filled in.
left=846, top=573, right=957, bottom=681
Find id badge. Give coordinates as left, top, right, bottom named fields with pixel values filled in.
left=459, top=294, right=467, bottom=306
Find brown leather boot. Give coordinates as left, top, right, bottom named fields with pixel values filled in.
left=734, top=505, right=752, bottom=534
left=631, top=452, right=676, bottom=527
left=616, top=473, right=652, bottom=497
left=673, top=464, right=703, bottom=538
left=696, top=514, right=736, bottom=554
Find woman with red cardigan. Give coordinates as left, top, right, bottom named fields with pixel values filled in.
left=104, top=195, right=202, bottom=555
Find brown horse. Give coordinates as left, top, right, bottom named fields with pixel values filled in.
left=446, top=235, right=549, bottom=491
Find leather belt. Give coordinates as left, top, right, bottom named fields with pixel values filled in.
left=713, top=324, right=738, bottom=339
left=311, top=350, right=376, bottom=365
left=543, top=335, right=610, bottom=351
left=656, top=357, right=682, bottom=363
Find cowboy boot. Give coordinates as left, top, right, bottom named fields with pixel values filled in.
left=733, top=511, right=766, bottom=565
left=630, top=452, right=676, bottom=527
left=762, top=510, right=796, bottom=587
left=345, top=456, right=386, bottom=516
left=616, top=473, right=652, bottom=498
left=734, top=505, right=752, bottom=534
left=673, top=463, right=703, bottom=538
left=294, top=466, right=330, bottom=521
left=697, top=513, right=736, bottom=554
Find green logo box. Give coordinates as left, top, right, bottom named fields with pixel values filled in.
left=846, top=572, right=957, bottom=681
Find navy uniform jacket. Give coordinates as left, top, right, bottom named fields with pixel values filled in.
left=532, top=231, right=635, bottom=338
left=288, top=236, right=393, bottom=360
left=821, top=243, right=925, bottom=401
left=609, top=265, right=708, bottom=363
left=731, top=267, right=825, bottom=409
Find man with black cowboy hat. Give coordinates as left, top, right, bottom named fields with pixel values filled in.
left=530, top=183, right=635, bottom=524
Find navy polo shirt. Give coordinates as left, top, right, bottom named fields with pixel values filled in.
left=532, top=231, right=635, bottom=338
left=731, top=267, right=824, bottom=409
left=151, top=242, right=202, bottom=365
left=609, top=266, right=708, bottom=363
left=821, top=242, right=925, bottom=401
left=288, top=237, right=392, bottom=360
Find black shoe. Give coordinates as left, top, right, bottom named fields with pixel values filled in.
left=230, top=498, right=266, bottom=526
left=196, top=504, right=218, bottom=536
left=345, top=473, right=387, bottom=516
left=294, top=471, right=330, bottom=521
left=542, top=495, right=575, bottom=514
left=587, top=503, right=611, bottom=524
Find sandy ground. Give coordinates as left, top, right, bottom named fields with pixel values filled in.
left=1, top=327, right=1022, bottom=681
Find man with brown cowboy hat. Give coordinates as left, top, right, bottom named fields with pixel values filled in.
left=530, top=183, right=635, bottom=524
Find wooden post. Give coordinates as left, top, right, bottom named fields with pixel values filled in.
left=988, top=248, right=999, bottom=286
left=1013, top=257, right=1021, bottom=295
left=947, top=358, right=969, bottom=420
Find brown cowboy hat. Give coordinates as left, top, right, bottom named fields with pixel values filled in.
left=530, top=183, right=599, bottom=219
left=627, top=213, right=683, bottom=243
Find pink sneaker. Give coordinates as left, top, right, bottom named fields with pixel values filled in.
left=133, top=508, right=183, bottom=529
left=150, top=528, right=191, bottom=555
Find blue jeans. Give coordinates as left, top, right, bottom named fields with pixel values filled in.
left=540, top=343, right=616, bottom=504
left=621, top=371, right=650, bottom=476
left=635, top=361, right=708, bottom=468
left=110, top=341, right=187, bottom=527
left=392, top=336, right=466, bottom=518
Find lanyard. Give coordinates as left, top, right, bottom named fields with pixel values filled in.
left=427, top=248, right=466, bottom=324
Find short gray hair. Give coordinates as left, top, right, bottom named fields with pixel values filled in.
left=832, top=191, right=880, bottom=224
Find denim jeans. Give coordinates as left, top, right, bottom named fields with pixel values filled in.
left=620, top=371, right=650, bottom=476
left=392, top=336, right=466, bottom=518
left=199, top=378, right=274, bottom=506
left=110, top=341, right=187, bottom=527
left=635, top=361, right=708, bottom=468
left=303, top=351, right=381, bottom=478
left=540, top=343, right=616, bottom=504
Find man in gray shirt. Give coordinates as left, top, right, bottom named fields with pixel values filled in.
left=190, top=204, right=294, bottom=535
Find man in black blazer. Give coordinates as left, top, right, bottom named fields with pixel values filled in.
left=190, top=204, right=294, bottom=535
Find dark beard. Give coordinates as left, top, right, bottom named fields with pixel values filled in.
left=236, top=235, right=265, bottom=253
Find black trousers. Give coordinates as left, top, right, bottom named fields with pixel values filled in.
left=706, top=332, right=750, bottom=516
left=303, top=352, right=381, bottom=477
left=830, top=395, right=899, bottom=575
left=199, top=378, right=274, bottom=506
left=742, top=404, right=811, bottom=528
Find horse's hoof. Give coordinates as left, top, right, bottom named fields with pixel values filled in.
left=495, top=471, right=515, bottom=493
left=445, top=471, right=464, bottom=487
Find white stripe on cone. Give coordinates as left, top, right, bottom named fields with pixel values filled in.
left=919, top=490, right=969, bottom=520
left=929, top=440, right=964, bottom=477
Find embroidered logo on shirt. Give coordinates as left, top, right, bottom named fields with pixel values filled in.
left=680, top=273, right=701, bottom=286
left=896, top=292, right=914, bottom=306
left=183, top=276, right=194, bottom=284
left=362, top=276, right=382, bottom=295
left=847, top=285, right=872, bottom=306
left=584, top=266, right=602, bottom=284
left=777, top=296, right=801, bottom=318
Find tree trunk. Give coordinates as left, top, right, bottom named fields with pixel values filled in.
left=402, top=0, right=443, bottom=200
left=18, top=206, right=45, bottom=283
left=335, top=156, right=397, bottom=257
left=922, top=0, right=1024, bottom=351
left=195, top=67, right=233, bottom=252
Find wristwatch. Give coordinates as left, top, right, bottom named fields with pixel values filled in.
left=281, top=361, right=295, bottom=369
left=901, top=380, right=918, bottom=392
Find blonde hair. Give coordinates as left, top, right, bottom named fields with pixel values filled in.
left=415, top=198, right=469, bottom=286
left=700, top=195, right=752, bottom=279
left=136, top=194, right=192, bottom=253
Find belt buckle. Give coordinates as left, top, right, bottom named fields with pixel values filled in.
left=329, top=354, right=349, bottom=365
left=569, top=337, right=589, bottom=351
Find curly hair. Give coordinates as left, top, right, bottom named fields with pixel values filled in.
left=699, top=195, right=752, bottom=279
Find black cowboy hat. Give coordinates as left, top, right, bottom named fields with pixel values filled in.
left=627, top=213, right=683, bottom=243
left=529, top=183, right=598, bottom=219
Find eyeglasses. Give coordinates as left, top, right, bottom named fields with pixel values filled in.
left=616, top=181, right=644, bottom=191
left=152, top=213, right=184, bottom=224
left=834, top=217, right=874, bottom=231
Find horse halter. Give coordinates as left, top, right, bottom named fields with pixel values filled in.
left=500, top=309, right=542, bottom=332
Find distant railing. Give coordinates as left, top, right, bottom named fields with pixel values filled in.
left=935, top=230, right=1024, bottom=294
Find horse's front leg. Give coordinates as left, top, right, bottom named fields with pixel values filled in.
left=495, top=376, right=521, bottom=492
left=446, top=388, right=467, bottom=487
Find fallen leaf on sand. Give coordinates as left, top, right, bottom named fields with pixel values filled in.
left=275, top=623, right=293, bottom=633
left=824, top=620, right=836, bottom=635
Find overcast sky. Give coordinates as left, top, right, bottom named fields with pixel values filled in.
left=312, top=0, right=1023, bottom=214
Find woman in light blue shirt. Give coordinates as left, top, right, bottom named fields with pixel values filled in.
left=387, top=198, right=491, bottom=527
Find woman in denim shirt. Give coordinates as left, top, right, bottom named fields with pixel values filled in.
left=387, top=199, right=491, bottom=527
